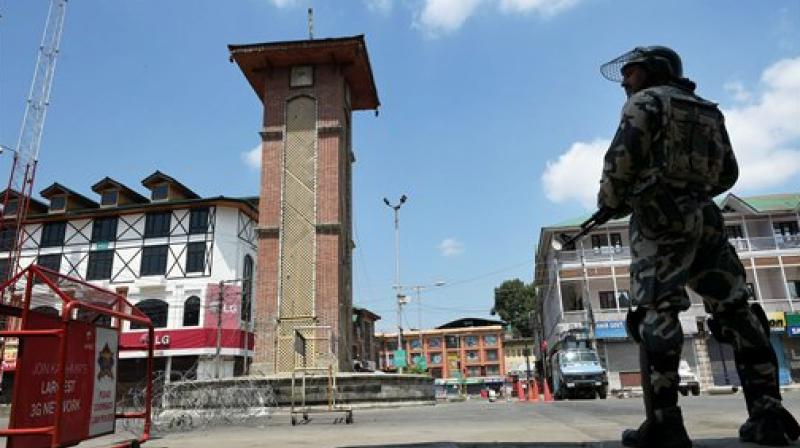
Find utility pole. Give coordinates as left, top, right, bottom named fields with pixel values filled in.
left=384, top=195, right=407, bottom=373
left=214, top=278, right=243, bottom=379
left=410, top=281, right=445, bottom=365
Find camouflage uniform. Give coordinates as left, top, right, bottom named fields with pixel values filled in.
left=599, top=84, right=795, bottom=444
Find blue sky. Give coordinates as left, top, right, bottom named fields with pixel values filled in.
left=1, top=1, right=798, bottom=332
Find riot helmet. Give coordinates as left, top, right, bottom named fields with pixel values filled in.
left=600, top=46, right=683, bottom=83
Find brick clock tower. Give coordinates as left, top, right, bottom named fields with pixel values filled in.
left=229, top=36, right=379, bottom=373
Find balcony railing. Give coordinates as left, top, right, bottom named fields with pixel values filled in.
left=555, top=235, right=800, bottom=265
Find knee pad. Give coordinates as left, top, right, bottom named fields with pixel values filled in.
left=639, top=309, right=684, bottom=354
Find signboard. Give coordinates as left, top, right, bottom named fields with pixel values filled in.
left=413, top=355, right=427, bottom=371
left=2, top=339, right=18, bottom=371
left=392, top=349, right=407, bottom=368
left=595, top=320, right=627, bottom=339
left=204, top=283, right=243, bottom=330
left=786, top=313, right=800, bottom=337
left=10, top=312, right=118, bottom=448
left=768, top=311, right=786, bottom=333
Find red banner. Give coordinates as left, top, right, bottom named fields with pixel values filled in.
left=9, top=312, right=118, bottom=448
left=119, top=328, right=254, bottom=351
left=204, top=283, right=242, bottom=330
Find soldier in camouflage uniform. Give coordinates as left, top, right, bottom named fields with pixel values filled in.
left=596, top=46, right=800, bottom=447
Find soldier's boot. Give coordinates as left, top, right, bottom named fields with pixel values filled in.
left=622, top=309, right=691, bottom=448
left=622, top=406, right=691, bottom=448
left=711, top=304, right=800, bottom=446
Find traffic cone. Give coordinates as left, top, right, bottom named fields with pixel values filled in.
left=529, top=379, right=540, bottom=402
left=517, top=381, right=527, bottom=402
left=542, top=379, right=554, bottom=402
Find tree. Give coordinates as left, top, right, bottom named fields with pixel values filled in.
left=492, top=279, right=537, bottom=338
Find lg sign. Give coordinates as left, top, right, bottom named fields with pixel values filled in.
left=138, top=333, right=171, bottom=347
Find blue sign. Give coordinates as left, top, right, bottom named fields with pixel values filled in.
left=595, top=320, right=628, bottom=339
left=789, top=326, right=800, bottom=337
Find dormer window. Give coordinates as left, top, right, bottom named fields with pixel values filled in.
left=4, top=199, right=18, bottom=216
left=100, top=190, right=118, bottom=207
left=49, top=195, right=66, bottom=213
left=151, top=184, right=168, bottom=201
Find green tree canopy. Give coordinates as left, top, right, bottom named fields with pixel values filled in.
left=492, top=279, right=537, bottom=338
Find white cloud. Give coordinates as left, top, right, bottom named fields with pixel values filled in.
left=242, top=144, right=261, bottom=170
left=541, top=57, right=800, bottom=209
left=723, top=80, right=752, bottom=103
left=541, top=139, right=608, bottom=209
left=415, top=0, right=484, bottom=36
left=365, top=0, right=393, bottom=15
left=497, top=0, right=580, bottom=17
left=413, top=0, right=580, bottom=35
left=722, top=57, right=800, bottom=191
left=438, top=238, right=465, bottom=257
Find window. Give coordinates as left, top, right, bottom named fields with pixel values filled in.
left=185, top=242, right=206, bottom=273
left=140, top=245, right=168, bottom=276
left=151, top=184, right=168, bottom=201
left=0, top=227, right=16, bottom=251
left=91, top=217, right=118, bottom=242
left=100, top=190, right=118, bottom=207
left=189, top=208, right=209, bottom=234
left=429, top=353, right=442, bottom=364
left=775, top=221, right=799, bottom=236
left=618, top=290, right=631, bottom=308
left=610, top=233, right=622, bottom=248
left=0, top=258, right=10, bottom=280
left=241, top=254, right=254, bottom=323
left=445, top=335, right=460, bottom=349
left=746, top=283, right=758, bottom=301
left=144, top=212, right=171, bottom=238
left=483, top=335, right=497, bottom=346
left=183, top=296, right=200, bottom=326
left=131, top=299, right=168, bottom=329
left=486, top=365, right=500, bottom=376
left=464, top=335, right=478, bottom=347
left=485, top=350, right=498, bottom=361
left=410, top=338, right=422, bottom=350
left=466, top=350, right=479, bottom=362
left=37, top=253, right=61, bottom=273
left=591, top=234, right=609, bottom=250
left=428, top=338, right=441, bottom=348
left=86, top=250, right=114, bottom=280
left=4, top=199, right=18, bottom=216
left=599, top=291, right=616, bottom=309
left=467, top=366, right=481, bottom=377
left=788, top=281, right=800, bottom=300
left=49, top=196, right=66, bottom=212
left=561, top=284, right=584, bottom=311
left=725, top=225, right=744, bottom=239
left=40, top=221, right=66, bottom=247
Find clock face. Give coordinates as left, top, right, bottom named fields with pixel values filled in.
left=290, top=65, right=314, bottom=87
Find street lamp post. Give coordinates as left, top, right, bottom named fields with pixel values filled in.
left=384, top=195, right=407, bottom=373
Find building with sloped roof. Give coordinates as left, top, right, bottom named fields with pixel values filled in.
left=0, top=172, right=258, bottom=401
left=535, top=192, right=800, bottom=392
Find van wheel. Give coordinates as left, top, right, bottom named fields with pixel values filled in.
left=679, top=388, right=688, bottom=396
left=597, top=389, right=607, bottom=399
left=691, top=385, right=700, bottom=396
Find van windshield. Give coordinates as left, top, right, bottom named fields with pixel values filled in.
left=561, top=351, right=598, bottom=364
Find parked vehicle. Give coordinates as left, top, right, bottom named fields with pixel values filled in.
left=678, top=360, right=701, bottom=396
left=548, top=328, right=608, bottom=400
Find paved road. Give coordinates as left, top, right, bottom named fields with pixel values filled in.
left=10, top=393, right=800, bottom=447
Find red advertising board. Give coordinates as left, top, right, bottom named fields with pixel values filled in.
left=204, top=283, right=242, bottom=330
left=119, top=328, right=254, bottom=351
left=9, top=311, right=118, bottom=448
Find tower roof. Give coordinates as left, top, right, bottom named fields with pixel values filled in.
left=228, top=35, right=380, bottom=111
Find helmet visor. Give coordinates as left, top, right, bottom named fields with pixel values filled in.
left=600, top=48, right=645, bottom=82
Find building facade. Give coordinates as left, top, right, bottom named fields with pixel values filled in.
left=535, top=193, right=800, bottom=391
left=377, top=318, right=506, bottom=395
left=352, top=306, right=381, bottom=371
left=228, top=36, right=380, bottom=373
left=0, top=171, right=258, bottom=398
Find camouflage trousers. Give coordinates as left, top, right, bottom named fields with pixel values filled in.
left=629, top=194, right=778, bottom=412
